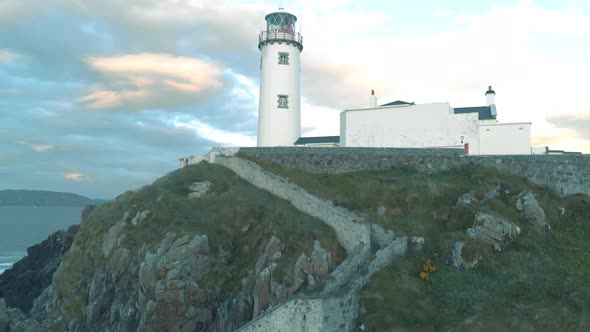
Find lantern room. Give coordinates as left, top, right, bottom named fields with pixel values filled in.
left=258, top=11, right=303, bottom=51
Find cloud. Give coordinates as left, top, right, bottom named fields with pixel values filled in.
left=64, top=173, right=84, bottom=182
left=456, top=3, right=590, bottom=36
left=31, top=144, right=56, bottom=152
left=546, top=113, right=590, bottom=140
left=173, top=119, right=256, bottom=147
left=15, top=140, right=56, bottom=152
left=78, top=53, right=224, bottom=110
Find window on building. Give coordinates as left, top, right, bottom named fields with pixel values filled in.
left=278, top=52, right=289, bottom=65
left=277, top=95, right=289, bottom=108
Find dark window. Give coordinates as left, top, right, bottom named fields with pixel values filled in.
left=278, top=52, right=289, bottom=65
left=277, top=95, right=288, bottom=108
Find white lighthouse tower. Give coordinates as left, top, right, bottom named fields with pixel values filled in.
left=257, top=8, right=303, bottom=146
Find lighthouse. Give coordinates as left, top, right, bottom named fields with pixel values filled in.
left=257, top=8, right=303, bottom=146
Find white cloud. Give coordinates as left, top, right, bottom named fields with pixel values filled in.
left=301, top=99, right=340, bottom=137
left=31, top=144, right=56, bottom=152
left=78, top=53, right=224, bottom=110
left=172, top=119, right=256, bottom=147
left=16, top=140, right=56, bottom=152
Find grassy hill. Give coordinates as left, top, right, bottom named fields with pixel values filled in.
left=51, top=163, right=345, bottom=329
left=241, top=154, right=590, bottom=331
left=0, top=189, right=98, bottom=207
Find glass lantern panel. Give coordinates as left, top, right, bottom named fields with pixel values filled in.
left=266, top=13, right=296, bottom=34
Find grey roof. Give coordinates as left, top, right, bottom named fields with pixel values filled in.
left=294, top=136, right=340, bottom=145
left=454, top=106, right=494, bottom=120
left=380, top=100, right=414, bottom=107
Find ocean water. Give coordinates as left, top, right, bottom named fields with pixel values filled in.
left=0, top=206, right=83, bottom=274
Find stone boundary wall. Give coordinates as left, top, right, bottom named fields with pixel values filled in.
left=237, top=147, right=590, bottom=197
left=214, top=155, right=371, bottom=254
left=238, top=291, right=359, bottom=332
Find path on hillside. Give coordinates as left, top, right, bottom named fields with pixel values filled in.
left=212, top=151, right=408, bottom=332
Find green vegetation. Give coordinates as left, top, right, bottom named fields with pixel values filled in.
left=52, top=163, right=345, bottom=327
left=241, top=154, right=590, bottom=330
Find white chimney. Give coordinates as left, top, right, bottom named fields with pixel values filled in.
left=485, top=86, right=496, bottom=106
left=369, top=89, right=377, bottom=108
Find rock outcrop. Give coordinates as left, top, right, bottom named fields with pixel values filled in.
left=449, top=241, right=480, bottom=270
left=188, top=181, right=213, bottom=199
left=516, top=191, right=549, bottom=230
left=0, top=224, right=79, bottom=313
left=466, top=212, right=521, bottom=251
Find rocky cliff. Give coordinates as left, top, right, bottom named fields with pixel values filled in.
left=0, top=164, right=351, bottom=331
left=0, top=222, right=81, bottom=313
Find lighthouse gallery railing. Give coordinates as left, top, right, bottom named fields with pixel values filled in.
left=258, top=31, right=303, bottom=45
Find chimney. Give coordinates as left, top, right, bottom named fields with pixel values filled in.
left=369, top=89, right=377, bottom=108
left=485, top=85, right=495, bottom=106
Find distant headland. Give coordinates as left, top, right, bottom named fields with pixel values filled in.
left=0, top=189, right=106, bottom=207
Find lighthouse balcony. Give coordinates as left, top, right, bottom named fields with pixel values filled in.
left=258, top=31, right=303, bottom=51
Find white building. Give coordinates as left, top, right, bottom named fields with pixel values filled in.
left=339, top=87, right=532, bottom=155
left=257, top=9, right=303, bottom=147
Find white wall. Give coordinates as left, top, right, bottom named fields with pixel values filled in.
left=479, top=122, right=531, bottom=155
left=340, top=103, right=480, bottom=154
left=258, top=42, right=301, bottom=147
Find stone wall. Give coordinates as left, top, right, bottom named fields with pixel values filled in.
left=215, top=155, right=371, bottom=255
left=238, top=291, right=359, bottom=332
left=237, top=147, right=590, bottom=197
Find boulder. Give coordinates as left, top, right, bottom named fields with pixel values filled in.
left=449, top=241, right=479, bottom=270
left=263, top=236, right=285, bottom=258
left=131, top=210, right=150, bottom=225
left=456, top=193, right=475, bottom=207
left=310, top=241, right=331, bottom=278
left=516, top=192, right=549, bottom=230
left=466, top=212, right=520, bottom=251
left=410, top=236, right=425, bottom=251
left=253, top=263, right=276, bottom=318
left=187, top=181, right=213, bottom=199
left=457, top=185, right=501, bottom=207
left=256, top=236, right=285, bottom=274
left=291, top=253, right=310, bottom=294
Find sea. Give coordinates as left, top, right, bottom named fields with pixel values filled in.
left=0, top=206, right=83, bottom=274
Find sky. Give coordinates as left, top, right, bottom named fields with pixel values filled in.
left=1, top=0, right=589, bottom=199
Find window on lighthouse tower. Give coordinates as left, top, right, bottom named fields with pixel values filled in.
left=277, top=95, right=289, bottom=109
left=278, top=52, right=289, bottom=65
